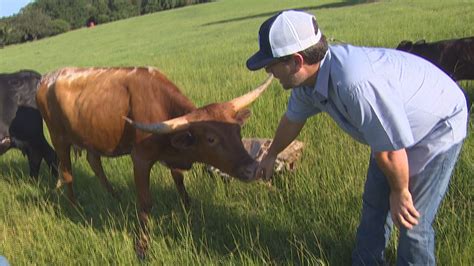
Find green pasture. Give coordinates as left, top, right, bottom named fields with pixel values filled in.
left=0, top=0, right=472, bottom=264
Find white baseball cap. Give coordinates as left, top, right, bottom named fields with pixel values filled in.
left=246, top=10, right=322, bottom=71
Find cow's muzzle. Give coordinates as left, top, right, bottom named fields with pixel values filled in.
left=234, top=161, right=259, bottom=182
left=0, top=137, right=11, bottom=155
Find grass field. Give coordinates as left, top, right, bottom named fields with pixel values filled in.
left=0, top=0, right=473, bottom=264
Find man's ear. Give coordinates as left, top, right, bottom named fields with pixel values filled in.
left=171, top=131, right=195, bottom=149
left=293, top=53, right=304, bottom=71
left=234, top=109, right=252, bottom=126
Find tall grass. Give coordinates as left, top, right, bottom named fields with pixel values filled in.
left=0, top=0, right=472, bottom=264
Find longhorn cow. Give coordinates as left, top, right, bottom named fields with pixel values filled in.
left=36, top=67, right=272, bottom=257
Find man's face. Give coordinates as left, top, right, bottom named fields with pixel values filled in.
left=264, top=56, right=300, bottom=90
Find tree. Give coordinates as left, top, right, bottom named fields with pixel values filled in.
left=108, top=0, right=139, bottom=20
left=50, top=19, right=71, bottom=35
left=14, top=6, right=54, bottom=41
left=0, top=22, right=12, bottom=47
left=33, top=0, right=89, bottom=29
left=0, top=0, right=214, bottom=46
left=142, top=0, right=164, bottom=13
left=89, top=0, right=112, bottom=24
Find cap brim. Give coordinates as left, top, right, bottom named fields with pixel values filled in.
left=246, top=50, right=275, bottom=71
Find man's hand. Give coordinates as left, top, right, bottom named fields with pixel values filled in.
left=389, top=188, right=420, bottom=229
left=254, top=115, right=305, bottom=181
left=374, top=149, right=421, bottom=230
left=255, top=154, right=277, bottom=181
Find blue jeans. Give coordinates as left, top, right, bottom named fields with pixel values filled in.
left=352, top=142, right=463, bottom=266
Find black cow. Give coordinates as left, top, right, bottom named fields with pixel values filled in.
left=0, top=70, right=57, bottom=178
left=396, top=37, right=474, bottom=81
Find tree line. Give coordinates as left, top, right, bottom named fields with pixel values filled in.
left=0, top=0, right=213, bottom=47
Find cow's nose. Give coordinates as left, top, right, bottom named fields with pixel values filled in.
left=236, top=162, right=258, bottom=182
left=0, top=136, right=11, bottom=155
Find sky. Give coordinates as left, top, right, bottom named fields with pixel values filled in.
left=0, top=0, right=33, bottom=18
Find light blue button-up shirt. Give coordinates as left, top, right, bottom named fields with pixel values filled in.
left=286, top=44, right=468, bottom=175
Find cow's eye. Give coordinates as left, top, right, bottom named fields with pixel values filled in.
left=8, top=79, right=21, bottom=87
left=206, top=133, right=219, bottom=146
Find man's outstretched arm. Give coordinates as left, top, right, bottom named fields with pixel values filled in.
left=256, top=115, right=305, bottom=180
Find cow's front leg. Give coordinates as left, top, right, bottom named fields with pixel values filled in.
left=25, top=146, right=42, bottom=179
left=170, top=168, right=190, bottom=208
left=39, top=138, right=59, bottom=178
left=131, top=153, right=153, bottom=260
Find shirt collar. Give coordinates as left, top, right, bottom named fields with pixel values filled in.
left=313, top=49, right=332, bottom=98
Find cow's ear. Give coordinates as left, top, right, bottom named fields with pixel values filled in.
left=415, top=39, right=426, bottom=45
left=234, top=109, right=251, bottom=126
left=397, top=40, right=412, bottom=50
left=171, top=131, right=195, bottom=150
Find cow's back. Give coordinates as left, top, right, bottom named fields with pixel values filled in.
left=397, top=37, right=474, bottom=81
left=37, top=67, right=191, bottom=156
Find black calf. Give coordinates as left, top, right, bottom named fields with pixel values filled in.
left=0, top=70, right=58, bottom=178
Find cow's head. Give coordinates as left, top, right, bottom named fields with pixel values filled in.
left=396, top=39, right=428, bottom=52
left=0, top=70, right=41, bottom=154
left=396, top=40, right=413, bottom=51
left=125, top=74, right=273, bottom=181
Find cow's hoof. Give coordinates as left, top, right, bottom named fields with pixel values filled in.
left=134, top=233, right=149, bottom=260
left=107, top=188, right=121, bottom=201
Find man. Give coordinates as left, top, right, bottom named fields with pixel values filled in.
left=246, top=10, right=468, bottom=265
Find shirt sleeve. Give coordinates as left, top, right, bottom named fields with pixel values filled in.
left=285, top=87, right=321, bottom=123
left=340, top=79, right=415, bottom=152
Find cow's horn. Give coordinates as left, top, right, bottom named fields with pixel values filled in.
left=123, top=116, right=190, bottom=134
left=229, top=74, right=273, bottom=112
